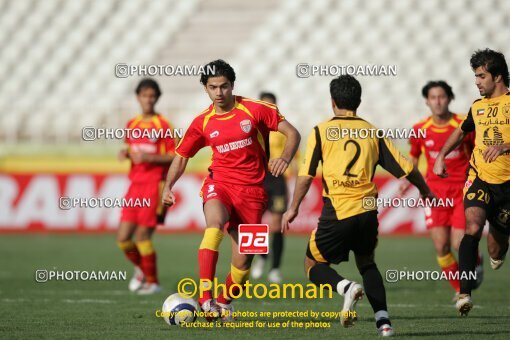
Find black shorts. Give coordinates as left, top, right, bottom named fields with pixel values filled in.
left=464, top=176, right=510, bottom=235
left=306, top=210, right=379, bottom=264
left=263, top=173, right=288, bottom=213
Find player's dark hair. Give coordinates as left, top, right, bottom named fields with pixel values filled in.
left=259, top=92, right=277, bottom=104
left=200, top=59, right=236, bottom=86
left=330, top=75, right=362, bottom=111
left=470, top=48, right=510, bottom=87
left=421, top=81, right=455, bottom=99
left=135, top=78, right=161, bottom=98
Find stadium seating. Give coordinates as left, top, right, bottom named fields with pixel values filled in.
left=1, top=0, right=509, bottom=142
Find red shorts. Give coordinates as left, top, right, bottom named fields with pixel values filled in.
left=120, top=181, right=166, bottom=228
left=425, top=183, right=465, bottom=230
left=200, top=178, right=268, bottom=231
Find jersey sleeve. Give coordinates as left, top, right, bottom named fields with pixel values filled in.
left=378, top=138, right=414, bottom=178
left=175, top=117, right=207, bottom=158
left=461, top=108, right=475, bottom=132
left=298, top=127, right=321, bottom=177
left=409, top=125, right=422, bottom=158
left=257, top=103, right=285, bottom=131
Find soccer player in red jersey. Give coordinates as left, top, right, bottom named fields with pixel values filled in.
left=400, top=81, right=482, bottom=299
left=162, top=60, right=300, bottom=320
left=117, top=79, right=177, bottom=295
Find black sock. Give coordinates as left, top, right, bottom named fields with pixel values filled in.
left=360, top=263, right=388, bottom=316
left=459, top=234, right=480, bottom=294
left=260, top=253, right=268, bottom=260
left=309, top=263, right=344, bottom=292
left=272, top=232, right=284, bottom=269
left=376, top=318, right=392, bottom=329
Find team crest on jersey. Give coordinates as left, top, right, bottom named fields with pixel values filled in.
left=465, top=179, right=473, bottom=188
left=503, top=104, right=510, bottom=118
left=240, top=119, right=252, bottom=133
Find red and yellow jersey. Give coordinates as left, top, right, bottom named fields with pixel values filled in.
left=461, top=92, right=510, bottom=184
left=176, top=96, right=285, bottom=186
left=125, top=113, right=176, bottom=183
left=410, top=113, right=474, bottom=183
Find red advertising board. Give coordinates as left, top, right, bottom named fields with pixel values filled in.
left=0, top=173, right=429, bottom=234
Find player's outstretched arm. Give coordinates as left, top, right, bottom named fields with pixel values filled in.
left=406, top=166, right=436, bottom=200
left=282, top=175, right=313, bottom=233
left=162, top=155, right=188, bottom=207
left=398, top=156, right=419, bottom=196
left=433, top=127, right=466, bottom=178
left=269, top=121, right=301, bottom=177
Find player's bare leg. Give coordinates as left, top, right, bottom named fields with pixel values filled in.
left=457, top=206, right=485, bottom=316
left=487, top=224, right=509, bottom=270
left=304, top=256, right=363, bottom=328
left=198, top=200, right=229, bottom=320
left=355, top=253, right=393, bottom=336
left=134, top=226, right=160, bottom=295
left=216, top=227, right=254, bottom=322
left=430, top=227, right=461, bottom=294
left=117, top=222, right=144, bottom=292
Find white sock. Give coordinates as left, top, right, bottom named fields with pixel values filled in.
left=375, top=310, right=390, bottom=322
left=336, top=279, right=351, bottom=296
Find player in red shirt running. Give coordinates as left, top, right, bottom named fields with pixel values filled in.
left=400, top=81, right=483, bottom=299
left=162, top=60, right=300, bottom=320
left=117, top=79, right=177, bottom=295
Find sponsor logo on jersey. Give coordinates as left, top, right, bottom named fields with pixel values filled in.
left=210, top=130, right=219, bottom=138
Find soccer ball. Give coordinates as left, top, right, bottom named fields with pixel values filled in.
left=161, top=293, right=198, bottom=326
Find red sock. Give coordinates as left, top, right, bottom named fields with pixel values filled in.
left=217, top=272, right=241, bottom=304
left=124, top=248, right=141, bottom=267
left=442, top=262, right=460, bottom=292
left=198, top=248, right=219, bottom=305
left=140, top=253, right=158, bottom=284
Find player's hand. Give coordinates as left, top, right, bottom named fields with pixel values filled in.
left=398, top=180, right=411, bottom=197
left=281, top=207, right=298, bottom=233
left=162, top=187, right=176, bottom=207
left=118, top=149, right=128, bottom=161
left=269, top=158, right=289, bottom=177
left=432, top=156, right=448, bottom=178
left=483, top=145, right=506, bottom=163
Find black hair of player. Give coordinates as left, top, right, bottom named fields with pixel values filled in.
left=470, top=48, right=510, bottom=87
left=200, top=59, right=236, bottom=86
left=330, top=75, right=362, bottom=111
left=259, top=92, right=277, bottom=104
left=421, top=81, right=455, bottom=100
left=135, top=78, right=161, bottom=98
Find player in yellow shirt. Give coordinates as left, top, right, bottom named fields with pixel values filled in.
left=434, top=49, right=510, bottom=316
left=283, top=75, right=435, bottom=336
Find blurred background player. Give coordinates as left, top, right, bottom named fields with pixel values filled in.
left=117, top=79, right=177, bottom=295
left=162, top=60, right=300, bottom=320
left=434, top=49, right=510, bottom=316
left=282, top=75, right=436, bottom=336
left=251, top=92, right=298, bottom=284
left=400, top=81, right=483, bottom=300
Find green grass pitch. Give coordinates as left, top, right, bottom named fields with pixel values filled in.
left=1, top=234, right=509, bottom=339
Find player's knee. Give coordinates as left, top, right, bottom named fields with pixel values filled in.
left=435, top=242, right=451, bottom=257
left=199, top=227, right=224, bottom=251
left=134, top=227, right=153, bottom=242
left=465, top=222, right=483, bottom=237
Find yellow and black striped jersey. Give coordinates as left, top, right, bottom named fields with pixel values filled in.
left=461, top=91, right=510, bottom=184
left=299, top=112, right=413, bottom=220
